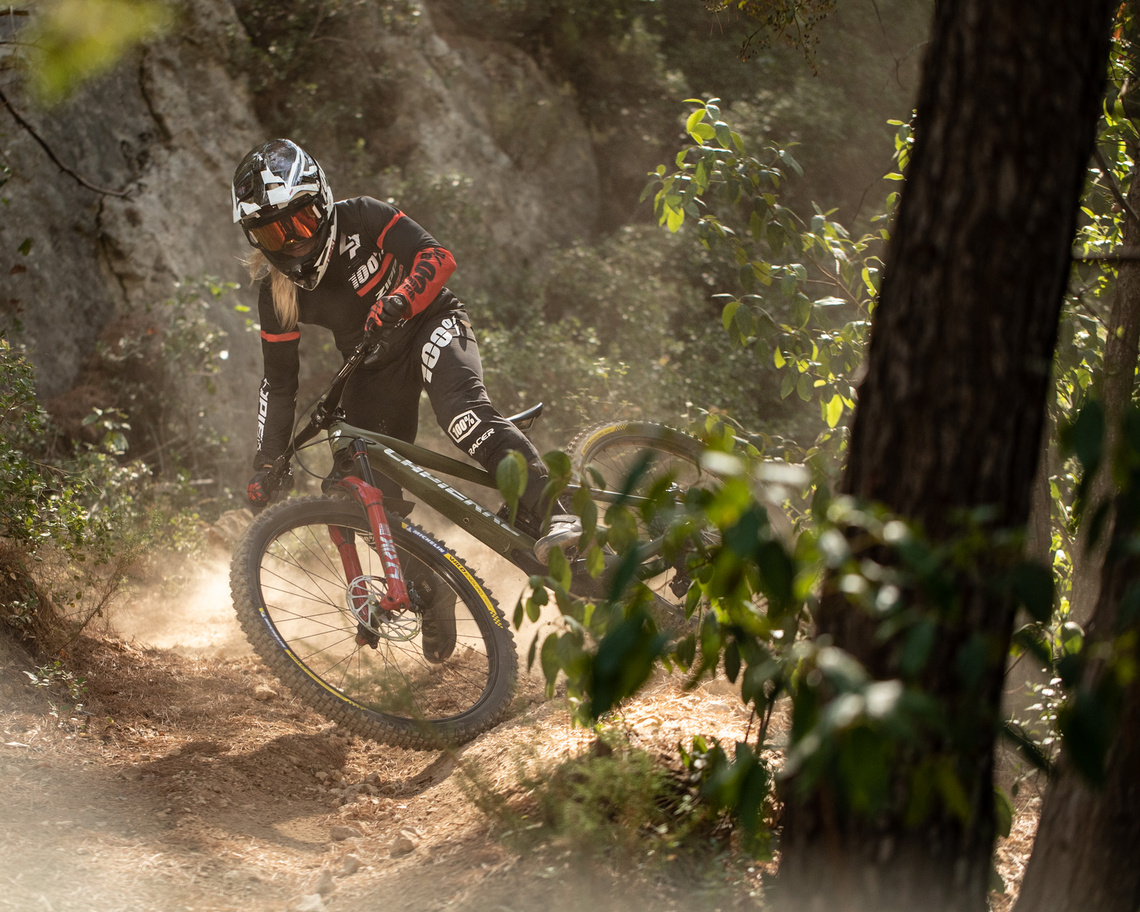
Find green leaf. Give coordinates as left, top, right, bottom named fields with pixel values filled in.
left=796, top=372, right=812, bottom=401
left=540, top=633, right=561, bottom=693
left=1058, top=689, right=1111, bottom=785
left=685, top=107, right=706, bottom=137
left=1064, top=400, right=1104, bottom=475
left=25, top=0, right=173, bottom=104
left=722, top=299, right=742, bottom=333
left=779, top=368, right=796, bottom=400
left=496, top=451, right=528, bottom=519
left=778, top=148, right=804, bottom=176
left=692, top=122, right=716, bottom=143
left=825, top=393, right=844, bottom=428
left=791, top=293, right=812, bottom=328
left=724, top=639, right=741, bottom=683
left=1009, top=562, right=1054, bottom=624
left=994, top=785, right=1014, bottom=839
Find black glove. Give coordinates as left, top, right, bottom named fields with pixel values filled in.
left=365, top=294, right=410, bottom=334
left=247, top=463, right=293, bottom=512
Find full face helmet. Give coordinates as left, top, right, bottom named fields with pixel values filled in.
left=232, top=139, right=336, bottom=290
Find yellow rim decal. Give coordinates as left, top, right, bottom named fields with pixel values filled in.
left=260, top=605, right=370, bottom=711
left=445, top=552, right=504, bottom=628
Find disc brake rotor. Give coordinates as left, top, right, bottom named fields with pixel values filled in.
left=345, top=575, right=421, bottom=645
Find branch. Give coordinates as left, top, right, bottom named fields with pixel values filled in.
left=0, top=84, right=131, bottom=198
left=1092, top=145, right=1140, bottom=227
left=1073, top=246, right=1140, bottom=262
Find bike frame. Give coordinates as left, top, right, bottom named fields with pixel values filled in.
left=271, top=337, right=675, bottom=602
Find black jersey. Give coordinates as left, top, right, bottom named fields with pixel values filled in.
left=254, top=196, right=460, bottom=463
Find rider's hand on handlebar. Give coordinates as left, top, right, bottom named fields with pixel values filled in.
left=365, top=294, right=410, bottom=335
left=247, top=463, right=293, bottom=513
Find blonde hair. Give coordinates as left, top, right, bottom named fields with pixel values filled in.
left=243, top=249, right=300, bottom=331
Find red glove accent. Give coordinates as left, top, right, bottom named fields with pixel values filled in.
left=247, top=466, right=273, bottom=510
left=247, top=463, right=293, bottom=512
left=365, top=294, right=410, bottom=334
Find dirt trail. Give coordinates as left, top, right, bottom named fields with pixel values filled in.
left=0, top=522, right=1040, bottom=912
left=0, top=525, right=764, bottom=912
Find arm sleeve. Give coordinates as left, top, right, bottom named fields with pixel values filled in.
left=365, top=198, right=457, bottom=316
left=253, top=279, right=300, bottom=466
left=393, top=245, right=456, bottom=316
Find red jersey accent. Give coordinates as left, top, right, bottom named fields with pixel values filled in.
left=375, top=211, right=404, bottom=250
left=356, top=253, right=395, bottom=297
left=261, top=329, right=301, bottom=342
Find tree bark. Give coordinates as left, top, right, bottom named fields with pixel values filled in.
left=1067, top=168, right=1140, bottom=623
left=1013, top=541, right=1140, bottom=912
left=775, top=2, right=1114, bottom=911
left=1013, top=160, right=1140, bottom=912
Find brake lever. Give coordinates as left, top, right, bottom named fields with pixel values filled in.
left=362, top=324, right=395, bottom=366
left=363, top=338, right=390, bottom=366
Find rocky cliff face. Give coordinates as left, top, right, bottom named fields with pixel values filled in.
left=0, top=0, right=601, bottom=442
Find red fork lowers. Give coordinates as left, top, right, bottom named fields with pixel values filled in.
left=327, top=476, right=411, bottom=617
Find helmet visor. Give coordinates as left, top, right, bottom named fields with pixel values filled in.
left=246, top=203, right=323, bottom=253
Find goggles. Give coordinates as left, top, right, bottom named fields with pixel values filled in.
left=245, top=203, right=323, bottom=253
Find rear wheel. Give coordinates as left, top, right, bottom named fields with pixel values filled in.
left=568, top=421, right=718, bottom=628
left=230, top=496, right=517, bottom=749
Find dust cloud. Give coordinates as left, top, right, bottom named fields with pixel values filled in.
left=109, top=510, right=558, bottom=668
left=112, top=556, right=254, bottom=659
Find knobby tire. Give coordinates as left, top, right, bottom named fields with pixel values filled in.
left=230, top=496, right=517, bottom=749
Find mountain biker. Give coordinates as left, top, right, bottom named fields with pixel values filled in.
left=232, top=139, right=579, bottom=655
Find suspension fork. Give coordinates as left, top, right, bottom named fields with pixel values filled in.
left=327, top=439, right=411, bottom=614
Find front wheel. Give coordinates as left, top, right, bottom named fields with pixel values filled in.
left=230, top=496, right=517, bottom=749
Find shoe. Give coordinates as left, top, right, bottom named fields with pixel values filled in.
left=533, top=514, right=583, bottom=564
left=415, top=569, right=457, bottom=663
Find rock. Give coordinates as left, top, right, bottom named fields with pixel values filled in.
left=209, top=510, right=254, bottom=550
left=313, top=870, right=335, bottom=897
left=390, top=834, right=416, bottom=857
left=341, top=855, right=361, bottom=876
left=0, top=0, right=601, bottom=411
left=252, top=684, right=277, bottom=702
left=330, top=825, right=363, bottom=842
left=295, top=895, right=326, bottom=912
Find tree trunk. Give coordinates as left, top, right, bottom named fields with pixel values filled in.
left=1013, top=542, right=1140, bottom=912
left=775, top=2, right=1114, bottom=911
left=1013, top=162, right=1140, bottom=912
left=1067, top=168, right=1140, bottom=624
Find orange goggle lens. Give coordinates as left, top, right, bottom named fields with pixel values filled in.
left=247, top=204, right=322, bottom=252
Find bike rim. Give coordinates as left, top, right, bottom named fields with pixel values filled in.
left=255, top=514, right=501, bottom=728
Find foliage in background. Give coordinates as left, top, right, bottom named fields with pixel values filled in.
left=705, top=0, right=837, bottom=63
left=0, top=275, right=240, bottom=651
left=0, top=335, right=142, bottom=648
left=476, top=225, right=806, bottom=441
left=642, top=98, right=905, bottom=499
left=502, top=11, right=1140, bottom=849
left=89, top=277, right=236, bottom=489
left=16, top=0, right=171, bottom=104
left=505, top=427, right=1062, bottom=855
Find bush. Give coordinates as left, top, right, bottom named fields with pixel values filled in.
left=0, top=277, right=239, bottom=649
